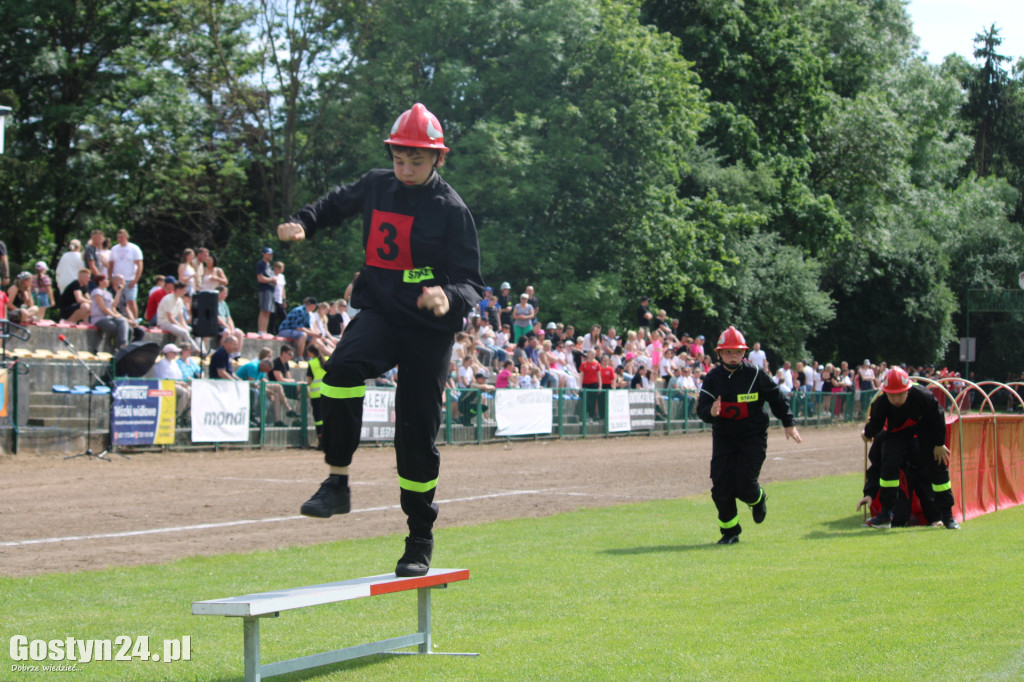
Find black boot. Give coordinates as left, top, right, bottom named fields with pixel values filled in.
left=299, top=476, right=351, bottom=518
left=395, top=535, right=433, bottom=577
left=866, top=509, right=892, bottom=529
left=750, top=488, right=768, bottom=524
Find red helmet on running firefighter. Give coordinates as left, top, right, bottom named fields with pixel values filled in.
left=881, top=366, right=912, bottom=394
left=384, top=103, right=450, bottom=163
left=715, top=326, right=749, bottom=351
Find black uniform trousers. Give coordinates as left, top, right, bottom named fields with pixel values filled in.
left=867, top=434, right=941, bottom=525
left=710, top=432, right=767, bottom=538
left=319, top=308, right=452, bottom=538
left=878, top=429, right=954, bottom=516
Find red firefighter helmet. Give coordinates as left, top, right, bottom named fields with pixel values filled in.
left=384, top=103, right=450, bottom=159
left=881, top=366, right=912, bottom=393
left=715, top=326, right=749, bottom=351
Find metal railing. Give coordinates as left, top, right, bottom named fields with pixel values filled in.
left=438, top=387, right=870, bottom=446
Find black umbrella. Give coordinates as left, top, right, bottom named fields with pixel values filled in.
left=113, top=341, right=161, bottom=378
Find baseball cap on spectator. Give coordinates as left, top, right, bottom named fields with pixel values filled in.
left=546, top=322, right=557, bottom=330
left=500, top=282, right=511, bottom=290
left=164, top=275, right=177, bottom=284
left=35, top=261, right=48, bottom=271
left=474, top=372, right=486, bottom=379
left=697, top=335, right=705, bottom=340
left=16, top=272, right=31, bottom=281
left=625, top=352, right=635, bottom=360
left=162, top=343, right=181, bottom=354
left=262, top=247, right=274, bottom=254
left=484, top=286, right=493, bottom=292
left=520, top=293, right=528, bottom=299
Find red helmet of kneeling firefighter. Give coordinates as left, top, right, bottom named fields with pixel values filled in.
left=881, top=366, right=912, bottom=394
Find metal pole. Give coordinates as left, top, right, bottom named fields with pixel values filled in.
left=11, top=361, right=19, bottom=454
left=243, top=617, right=261, bottom=682
left=965, top=302, right=971, bottom=381
left=863, top=439, right=869, bottom=522
left=417, top=588, right=432, bottom=654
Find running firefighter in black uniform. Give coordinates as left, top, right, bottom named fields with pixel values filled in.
left=697, top=326, right=802, bottom=545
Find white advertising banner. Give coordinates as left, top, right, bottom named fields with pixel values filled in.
left=360, top=388, right=397, bottom=442
left=629, top=390, right=656, bottom=431
left=607, top=390, right=631, bottom=432
left=495, top=389, right=553, bottom=437
left=191, top=379, right=250, bottom=442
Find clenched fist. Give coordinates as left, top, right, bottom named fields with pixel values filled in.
left=417, top=286, right=450, bottom=317
left=277, top=222, right=306, bottom=242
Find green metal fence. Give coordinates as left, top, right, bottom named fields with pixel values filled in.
left=438, top=387, right=868, bottom=446
left=1, top=377, right=871, bottom=454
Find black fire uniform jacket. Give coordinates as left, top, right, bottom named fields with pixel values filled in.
left=697, top=360, right=797, bottom=435
left=862, top=385, right=946, bottom=448
left=288, top=168, right=485, bottom=332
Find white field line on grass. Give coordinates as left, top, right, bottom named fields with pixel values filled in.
left=0, top=489, right=559, bottom=547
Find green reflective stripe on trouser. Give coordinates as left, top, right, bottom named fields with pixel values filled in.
left=314, top=420, right=323, bottom=426
left=933, top=481, right=952, bottom=492
left=399, top=476, right=439, bottom=493
left=719, top=515, right=739, bottom=529
left=320, top=383, right=366, bottom=400
left=879, top=478, right=900, bottom=488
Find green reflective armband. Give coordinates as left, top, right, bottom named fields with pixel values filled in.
left=403, top=267, right=435, bottom=283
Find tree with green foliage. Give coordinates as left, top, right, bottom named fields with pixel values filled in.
left=0, top=0, right=173, bottom=264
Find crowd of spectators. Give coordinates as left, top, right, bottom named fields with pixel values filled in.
left=5, top=236, right=983, bottom=422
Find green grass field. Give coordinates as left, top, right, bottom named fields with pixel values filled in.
left=3, top=473, right=1022, bottom=681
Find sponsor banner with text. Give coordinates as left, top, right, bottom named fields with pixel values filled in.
left=111, top=379, right=176, bottom=446
left=360, top=388, right=396, bottom=442
left=628, top=390, right=656, bottom=431
left=607, top=389, right=631, bottom=432
left=191, top=379, right=249, bottom=442
left=495, top=389, right=553, bottom=436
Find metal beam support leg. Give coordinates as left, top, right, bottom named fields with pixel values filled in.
left=243, top=617, right=261, bottom=682
left=417, top=587, right=432, bottom=654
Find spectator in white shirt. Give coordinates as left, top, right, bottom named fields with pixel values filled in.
left=152, top=343, right=191, bottom=421
left=747, top=341, right=768, bottom=372
left=157, top=281, right=200, bottom=352
left=107, top=229, right=144, bottom=321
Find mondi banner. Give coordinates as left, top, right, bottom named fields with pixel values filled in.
left=191, top=379, right=250, bottom=443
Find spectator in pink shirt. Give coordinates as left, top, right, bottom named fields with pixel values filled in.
left=495, top=361, right=514, bottom=388
left=689, top=334, right=705, bottom=358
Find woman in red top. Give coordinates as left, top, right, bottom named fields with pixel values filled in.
left=599, top=354, right=616, bottom=389
left=580, top=349, right=602, bottom=420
